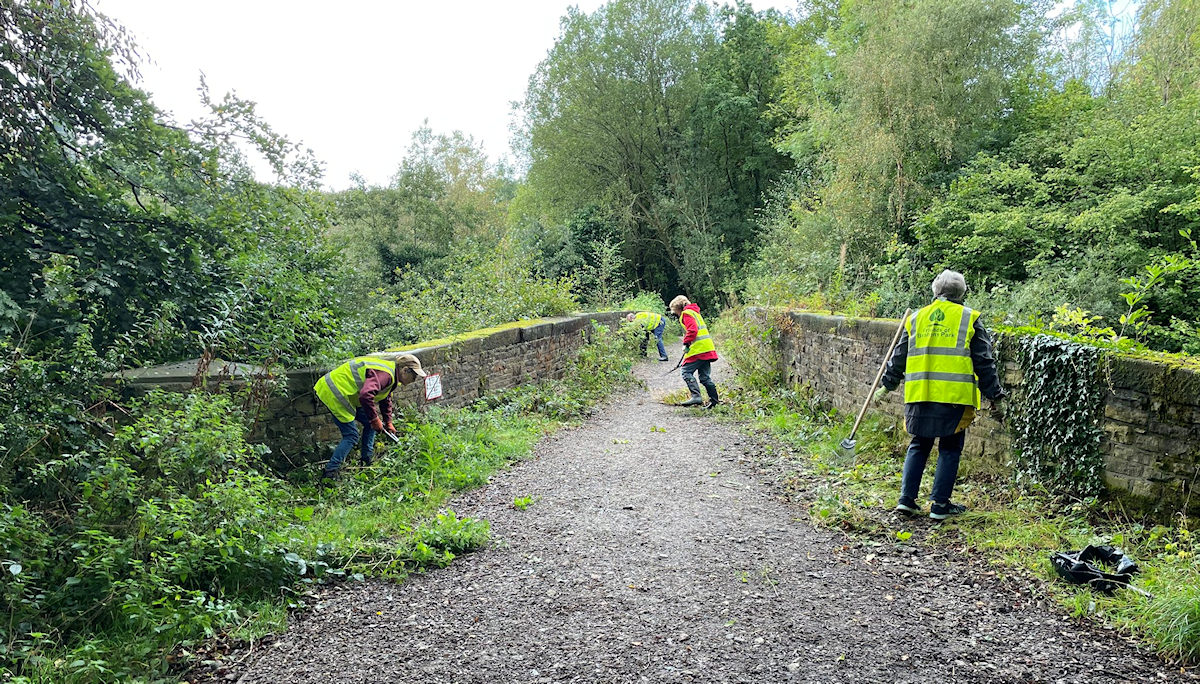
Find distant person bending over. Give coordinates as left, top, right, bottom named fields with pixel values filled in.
left=626, top=311, right=670, bottom=361
left=669, top=295, right=719, bottom=409
left=875, top=270, right=1005, bottom=519
left=313, top=353, right=426, bottom=483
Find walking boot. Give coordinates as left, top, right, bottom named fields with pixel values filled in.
left=680, top=375, right=704, bottom=406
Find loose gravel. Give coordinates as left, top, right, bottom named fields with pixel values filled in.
left=226, top=360, right=1195, bottom=683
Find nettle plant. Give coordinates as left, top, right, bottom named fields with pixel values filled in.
left=1007, top=334, right=1107, bottom=497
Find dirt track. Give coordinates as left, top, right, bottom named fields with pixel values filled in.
left=227, top=360, right=1192, bottom=683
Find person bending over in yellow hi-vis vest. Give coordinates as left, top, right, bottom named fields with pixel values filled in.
left=875, top=270, right=1005, bottom=520
left=625, top=311, right=670, bottom=361
left=314, top=353, right=426, bottom=483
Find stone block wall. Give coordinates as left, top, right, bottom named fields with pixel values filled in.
left=115, top=313, right=626, bottom=467
left=747, top=308, right=1200, bottom=514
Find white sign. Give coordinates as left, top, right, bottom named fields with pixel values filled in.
left=423, top=373, right=443, bottom=402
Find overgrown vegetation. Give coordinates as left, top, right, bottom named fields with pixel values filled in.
left=5, top=0, right=1200, bottom=677
left=504, top=0, right=1200, bottom=351
left=715, top=311, right=1200, bottom=665
left=0, top=323, right=639, bottom=681
left=740, top=0, right=1200, bottom=352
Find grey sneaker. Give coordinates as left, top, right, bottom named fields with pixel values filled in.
left=929, top=502, right=967, bottom=520
left=895, top=498, right=921, bottom=515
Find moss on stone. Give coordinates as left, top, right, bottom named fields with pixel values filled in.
left=384, top=318, right=552, bottom=353
left=1158, top=368, right=1200, bottom=401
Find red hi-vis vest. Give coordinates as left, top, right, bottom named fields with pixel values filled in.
left=681, top=308, right=715, bottom=361
left=903, top=300, right=981, bottom=408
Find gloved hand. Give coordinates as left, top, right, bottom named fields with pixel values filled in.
left=683, top=343, right=691, bottom=354
left=988, top=397, right=1005, bottom=418
left=370, top=416, right=385, bottom=433
left=873, top=386, right=891, bottom=403
left=385, top=421, right=396, bottom=434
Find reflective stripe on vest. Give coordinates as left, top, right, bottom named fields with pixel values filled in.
left=633, top=311, right=662, bottom=331
left=681, top=309, right=716, bottom=359
left=313, top=356, right=398, bottom=423
left=903, top=300, right=981, bottom=408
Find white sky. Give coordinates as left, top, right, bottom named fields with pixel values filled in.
left=95, top=0, right=797, bottom=191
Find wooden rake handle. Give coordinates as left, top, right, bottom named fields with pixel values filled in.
left=847, top=309, right=911, bottom=442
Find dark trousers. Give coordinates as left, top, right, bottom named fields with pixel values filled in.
left=899, top=430, right=966, bottom=503
left=681, top=359, right=718, bottom=402
left=640, top=319, right=668, bottom=359
left=326, top=406, right=378, bottom=475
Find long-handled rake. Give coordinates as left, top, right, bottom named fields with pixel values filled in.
left=838, top=309, right=910, bottom=461
left=663, top=349, right=685, bottom=375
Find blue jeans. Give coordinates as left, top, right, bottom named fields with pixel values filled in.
left=900, top=430, right=965, bottom=503
left=681, top=359, right=718, bottom=402
left=653, top=319, right=667, bottom=358
left=641, top=320, right=668, bottom=358
left=325, top=406, right=378, bottom=475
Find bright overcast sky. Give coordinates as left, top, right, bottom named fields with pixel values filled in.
left=95, top=0, right=797, bottom=191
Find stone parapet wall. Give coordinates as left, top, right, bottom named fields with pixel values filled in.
left=116, top=312, right=626, bottom=466
left=747, top=308, right=1200, bottom=513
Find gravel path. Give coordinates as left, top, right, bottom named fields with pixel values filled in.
left=230, top=361, right=1193, bottom=683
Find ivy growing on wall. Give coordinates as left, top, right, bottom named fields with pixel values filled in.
left=1007, top=335, right=1108, bottom=497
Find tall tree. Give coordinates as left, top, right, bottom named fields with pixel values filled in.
left=1132, top=0, right=1200, bottom=104
left=330, top=125, right=510, bottom=283
left=519, top=0, right=789, bottom=304
left=0, top=0, right=338, bottom=363
left=520, top=0, right=716, bottom=299
left=673, top=3, right=792, bottom=304
left=768, top=0, right=1047, bottom=285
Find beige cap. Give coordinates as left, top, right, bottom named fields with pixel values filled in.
left=395, top=353, right=427, bottom=377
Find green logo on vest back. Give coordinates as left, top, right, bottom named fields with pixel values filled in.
left=930, top=309, right=946, bottom=323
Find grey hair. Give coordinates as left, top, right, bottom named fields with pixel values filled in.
left=931, top=269, right=967, bottom=302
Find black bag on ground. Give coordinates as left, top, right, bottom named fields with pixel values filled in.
left=1050, top=544, right=1139, bottom=593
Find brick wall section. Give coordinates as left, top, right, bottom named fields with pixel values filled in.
left=117, top=312, right=626, bottom=467
left=748, top=308, right=1200, bottom=513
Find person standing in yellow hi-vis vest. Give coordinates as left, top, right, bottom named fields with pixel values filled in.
left=876, top=270, right=1005, bottom=519
left=625, top=311, right=670, bottom=361
left=314, top=353, right=426, bottom=483
left=669, top=295, right=719, bottom=409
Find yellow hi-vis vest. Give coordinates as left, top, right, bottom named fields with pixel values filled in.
left=904, top=299, right=981, bottom=408
left=681, top=308, right=716, bottom=359
left=633, top=311, right=662, bottom=331
left=314, top=356, right=398, bottom=423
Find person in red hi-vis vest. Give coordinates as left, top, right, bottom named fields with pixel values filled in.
left=669, top=295, right=719, bottom=409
